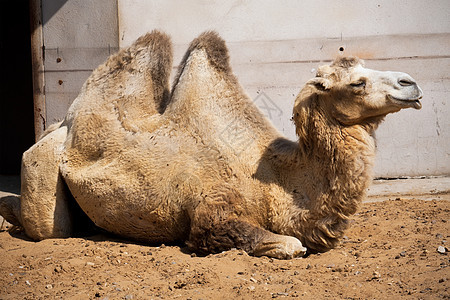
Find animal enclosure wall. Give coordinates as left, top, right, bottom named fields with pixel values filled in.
left=39, top=0, right=119, bottom=130
left=38, top=0, right=450, bottom=178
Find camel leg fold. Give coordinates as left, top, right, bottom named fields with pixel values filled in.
left=251, top=232, right=307, bottom=259
left=187, top=188, right=306, bottom=259
left=0, top=195, right=22, bottom=226
left=19, top=125, right=73, bottom=240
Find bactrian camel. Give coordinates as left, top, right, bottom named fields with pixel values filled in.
left=0, top=31, right=423, bottom=259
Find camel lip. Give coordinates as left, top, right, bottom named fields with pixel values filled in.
left=388, top=94, right=423, bottom=110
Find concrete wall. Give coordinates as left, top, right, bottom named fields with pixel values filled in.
left=42, top=0, right=118, bottom=124
left=40, top=0, right=450, bottom=177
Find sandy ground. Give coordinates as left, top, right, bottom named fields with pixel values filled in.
left=0, top=176, right=449, bottom=299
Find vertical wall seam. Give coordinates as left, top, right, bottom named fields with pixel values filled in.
left=29, top=0, right=47, bottom=141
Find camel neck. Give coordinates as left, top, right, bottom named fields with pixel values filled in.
left=303, top=121, right=376, bottom=218
left=269, top=110, right=380, bottom=252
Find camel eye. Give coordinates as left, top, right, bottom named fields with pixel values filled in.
left=350, top=80, right=366, bottom=88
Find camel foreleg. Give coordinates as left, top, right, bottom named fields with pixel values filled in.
left=187, top=188, right=306, bottom=259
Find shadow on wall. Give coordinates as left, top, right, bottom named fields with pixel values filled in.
left=42, top=0, right=69, bottom=25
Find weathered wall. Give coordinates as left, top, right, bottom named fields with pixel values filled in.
left=40, top=0, right=450, bottom=177
left=118, top=0, right=450, bottom=177
left=42, top=0, right=119, bottom=124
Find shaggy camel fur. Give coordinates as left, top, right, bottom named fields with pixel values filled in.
left=0, top=31, right=423, bottom=259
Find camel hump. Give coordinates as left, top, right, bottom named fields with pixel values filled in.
left=189, top=31, right=231, bottom=74
left=172, top=31, right=231, bottom=89
left=73, top=29, right=173, bottom=116
left=133, top=30, right=173, bottom=95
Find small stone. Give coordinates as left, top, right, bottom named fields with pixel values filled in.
left=54, top=265, right=63, bottom=273
left=25, top=280, right=31, bottom=286
left=437, top=246, right=447, bottom=254
left=124, top=294, right=133, bottom=300
left=366, top=271, right=381, bottom=281
left=439, top=278, right=447, bottom=283
left=272, top=292, right=289, bottom=298
left=436, top=233, right=443, bottom=239
left=248, top=285, right=255, bottom=291
left=86, top=262, right=95, bottom=266
left=400, top=251, right=406, bottom=257
left=45, top=284, right=53, bottom=289
left=250, top=277, right=257, bottom=283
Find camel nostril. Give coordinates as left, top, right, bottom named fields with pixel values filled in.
left=398, top=78, right=415, bottom=87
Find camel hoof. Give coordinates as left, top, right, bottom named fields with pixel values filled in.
left=254, top=236, right=307, bottom=259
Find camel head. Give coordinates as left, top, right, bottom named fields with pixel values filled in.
left=293, top=57, right=423, bottom=127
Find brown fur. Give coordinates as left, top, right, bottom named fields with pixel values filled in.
left=0, top=31, right=422, bottom=259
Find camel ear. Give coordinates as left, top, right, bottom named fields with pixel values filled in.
left=306, top=77, right=332, bottom=91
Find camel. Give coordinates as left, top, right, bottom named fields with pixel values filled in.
left=0, top=31, right=423, bottom=259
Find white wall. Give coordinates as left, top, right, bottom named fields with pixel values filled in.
left=42, top=0, right=118, bottom=124
left=41, top=0, right=450, bottom=177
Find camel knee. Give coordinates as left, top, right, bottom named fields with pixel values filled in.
left=187, top=187, right=264, bottom=254
left=188, top=214, right=262, bottom=255
left=187, top=191, right=306, bottom=259
left=0, top=195, right=22, bottom=227
left=20, top=177, right=73, bottom=240
left=188, top=211, right=307, bottom=259
left=19, top=125, right=73, bottom=240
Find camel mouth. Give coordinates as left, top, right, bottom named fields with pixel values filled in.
left=388, top=95, right=423, bottom=110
